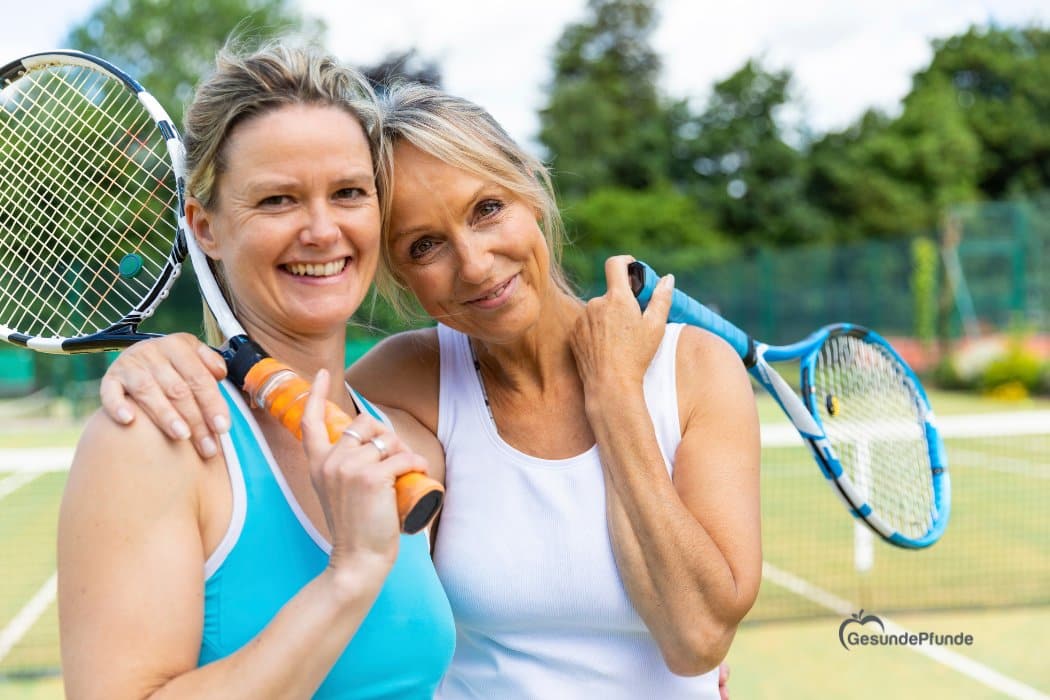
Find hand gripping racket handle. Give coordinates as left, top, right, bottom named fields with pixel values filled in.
left=628, top=261, right=755, bottom=363
left=242, top=358, right=444, bottom=535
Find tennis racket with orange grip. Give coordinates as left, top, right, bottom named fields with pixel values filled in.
left=0, top=50, right=443, bottom=533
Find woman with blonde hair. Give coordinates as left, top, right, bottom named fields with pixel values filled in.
left=101, top=80, right=760, bottom=699
left=59, top=45, right=454, bottom=699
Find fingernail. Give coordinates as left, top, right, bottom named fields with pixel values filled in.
left=198, top=345, right=224, bottom=371
left=212, top=415, right=230, bottom=433
left=116, top=407, right=133, bottom=424
left=662, top=273, right=675, bottom=287
left=199, top=436, right=218, bottom=459
left=171, top=420, right=191, bottom=440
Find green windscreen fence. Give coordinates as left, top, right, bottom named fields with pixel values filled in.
left=668, top=200, right=1048, bottom=347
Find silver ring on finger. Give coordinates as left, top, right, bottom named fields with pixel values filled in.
left=342, top=428, right=364, bottom=444
left=369, top=436, right=389, bottom=459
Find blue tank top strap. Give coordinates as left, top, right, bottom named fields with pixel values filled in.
left=201, top=380, right=455, bottom=699
left=347, top=384, right=386, bottom=424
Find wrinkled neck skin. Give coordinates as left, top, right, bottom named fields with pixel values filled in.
left=470, top=284, right=585, bottom=396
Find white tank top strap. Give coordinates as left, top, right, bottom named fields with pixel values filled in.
left=436, top=322, right=488, bottom=449
left=645, top=321, right=685, bottom=475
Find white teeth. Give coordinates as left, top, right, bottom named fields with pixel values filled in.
left=286, top=259, right=347, bottom=277
left=476, top=280, right=509, bottom=302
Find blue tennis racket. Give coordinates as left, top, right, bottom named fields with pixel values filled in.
left=629, top=261, right=950, bottom=549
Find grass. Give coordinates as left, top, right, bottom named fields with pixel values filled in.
left=753, top=433, right=1049, bottom=619
left=0, top=423, right=85, bottom=450
left=730, top=607, right=1050, bottom=698
left=0, top=678, right=64, bottom=699
left=1, top=391, right=1048, bottom=696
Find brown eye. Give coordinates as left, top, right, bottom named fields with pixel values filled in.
left=409, top=237, right=437, bottom=259
left=259, top=194, right=292, bottom=207
left=335, top=187, right=366, bottom=200
left=476, top=199, right=503, bottom=218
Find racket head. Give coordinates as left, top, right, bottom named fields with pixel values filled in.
left=799, top=324, right=950, bottom=548
left=0, top=50, right=186, bottom=353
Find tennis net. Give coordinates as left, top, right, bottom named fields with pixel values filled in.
left=749, top=409, right=1050, bottom=621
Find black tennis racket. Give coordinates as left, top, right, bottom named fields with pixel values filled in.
left=630, top=261, right=949, bottom=548
left=0, top=50, right=442, bottom=534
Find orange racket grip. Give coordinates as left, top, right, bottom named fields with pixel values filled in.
left=242, top=358, right=444, bottom=534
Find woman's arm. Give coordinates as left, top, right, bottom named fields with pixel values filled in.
left=381, top=404, right=446, bottom=486
left=62, top=371, right=425, bottom=699
left=569, top=258, right=762, bottom=677
left=98, top=333, right=230, bottom=459
left=347, top=328, right=441, bottom=434
left=97, top=329, right=443, bottom=459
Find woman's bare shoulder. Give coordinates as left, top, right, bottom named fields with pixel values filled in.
left=347, top=328, right=441, bottom=428
left=67, top=408, right=207, bottom=508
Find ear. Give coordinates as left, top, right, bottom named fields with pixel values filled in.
left=184, top=197, right=221, bottom=260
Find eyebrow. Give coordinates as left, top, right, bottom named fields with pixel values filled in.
left=390, top=224, right=432, bottom=244
left=242, top=169, right=375, bottom=192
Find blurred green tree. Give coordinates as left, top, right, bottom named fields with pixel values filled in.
left=677, top=60, right=832, bottom=247
left=64, top=0, right=325, bottom=124
left=806, top=25, right=1045, bottom=240
left=361, top=49, right=443, bottom=90
left=561, top=186, right=736, bottom=289
left=539, top=0, right=675, bottom=197
left=807, top=80, right=981, bottom=239
left=915, top=26, right=1050, bottom=198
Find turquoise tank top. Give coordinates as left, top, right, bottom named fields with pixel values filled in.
left=199, top=381, right=455, bottom=698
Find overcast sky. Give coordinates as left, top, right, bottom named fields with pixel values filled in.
left=5, top=0, right=1047, bottom=151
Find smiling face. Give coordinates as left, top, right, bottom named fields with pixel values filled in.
left=187, top=104, right=381, bottom=341
left=386, top=142, right=554, bottom=343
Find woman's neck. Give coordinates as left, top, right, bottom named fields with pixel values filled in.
left=471, top=288, right=584, bottom=394
left=238, top=321, right=353, bottom=411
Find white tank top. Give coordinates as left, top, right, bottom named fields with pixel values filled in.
left=432, top=323, right=719, bottom=699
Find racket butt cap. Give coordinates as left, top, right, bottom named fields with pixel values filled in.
left=224, top=336, right=269, bottom=388
left=402, top=489, right=444, bottom=534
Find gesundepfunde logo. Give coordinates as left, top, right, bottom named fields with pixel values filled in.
left=838, top=610, right=884, bottom=650
left=838, top=610, right=974, bottom=651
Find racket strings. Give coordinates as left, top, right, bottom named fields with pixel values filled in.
left=0, top=62, right=178, bottom=340
left=0, top=67, right=173, bottom=302
left=0, top=73, right=165, bottom=332
left=812, top=334, right=935, bottom=538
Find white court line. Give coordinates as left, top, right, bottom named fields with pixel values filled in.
left=0, top=452, right=67, bottom=662
left=951, top=447, right=1050, bottom=479
left=762, top=562, right=1049, bottom=700
left=0, top=471, right=43, bottom=502
left=0, top=572, right=57, bottom=665
left=760, top=410, right=1050, bottom=448
left=0, top=448, right=75, bottom=474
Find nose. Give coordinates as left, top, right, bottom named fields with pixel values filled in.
left=454, top=234, right=494, bottom=285
left=298, top=200, right=341, bottom=247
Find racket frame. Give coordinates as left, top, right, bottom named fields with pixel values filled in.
left=629, top=261, right=950, bottom=549
left=0, top=50, right=190, bottom=353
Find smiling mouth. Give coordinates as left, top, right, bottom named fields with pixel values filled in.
left=282, top=258, right=348, bottom=277
left=468, top=276, right=515, bottom=303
